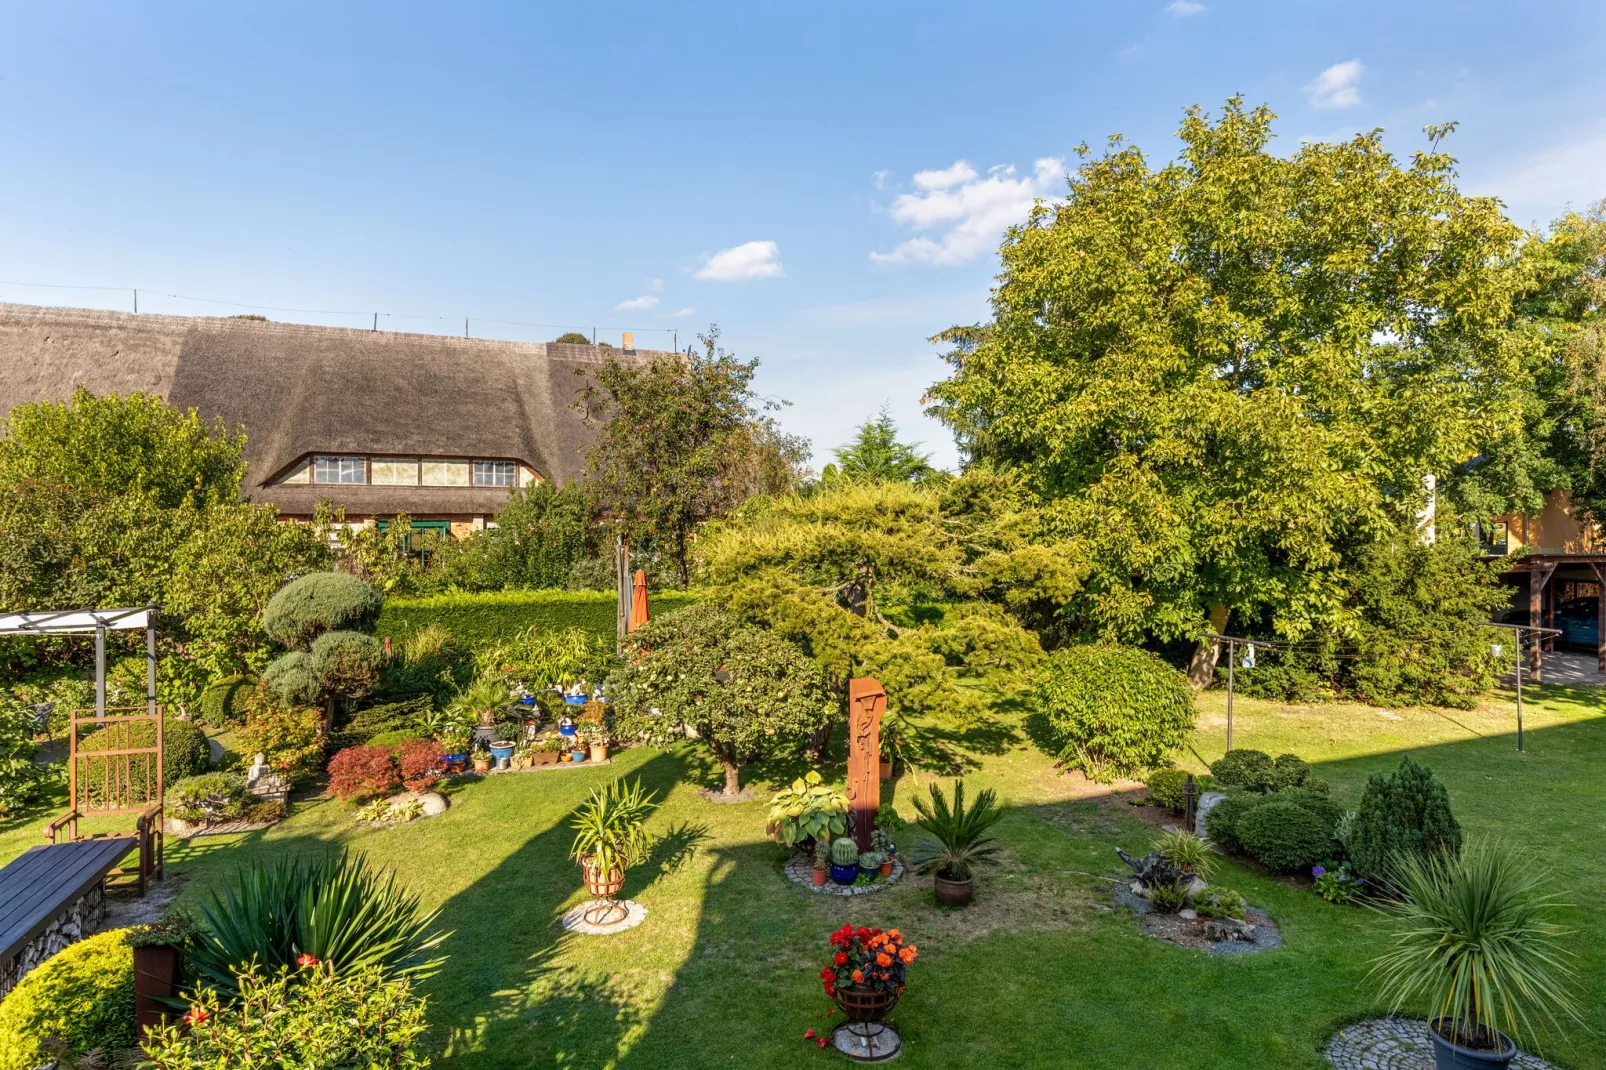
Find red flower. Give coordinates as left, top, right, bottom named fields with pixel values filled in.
left=856, top=926, right=871, bottom=941
left=819, top=967, right=835, bottom=981
left=833, top=951, right=848, bottom=965
left=816, top=1037, right=829, bottom=1048
left=296, top=953, right=320, bottom=968
left=804, top=1028, right=815, bottom=1039
left=182, top=1006, right=210, bottom=1026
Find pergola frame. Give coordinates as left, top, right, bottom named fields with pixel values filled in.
left=0, top=606, right=157, bottom=722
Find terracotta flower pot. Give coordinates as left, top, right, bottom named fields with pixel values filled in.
left=934, top=872, right=973, bottom=906
left=473, top=758, right=491, bottom=774
left=879, top=860, right=894, bottom=878
left=812, top=867, right=829, bottom=887
left=590, top=744, right=609, bottom=762
left=583, top=860, right=626, bottom=898
left=879, top=759, right=893, bottom=781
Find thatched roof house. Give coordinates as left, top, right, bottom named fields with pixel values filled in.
left=0, top=303, right=661, bottom=533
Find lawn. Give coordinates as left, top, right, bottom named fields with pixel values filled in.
left=2, top=683, right=1603, bottom=1068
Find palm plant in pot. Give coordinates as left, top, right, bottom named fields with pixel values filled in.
left=1369, top=841, right=1578, bottom=1069
left=569, top=777, right=657, bottom=900
left=909, top=779, right=1003, bottom=907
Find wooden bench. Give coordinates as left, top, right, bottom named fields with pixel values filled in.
left=0, top=837, right=136, bottom=996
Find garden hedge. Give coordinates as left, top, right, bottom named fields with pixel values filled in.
left=0, top=928, right=135, bottom=1069
left=197, top=674, right=252, bottom=728
left=1030, top=644, right=1195, bottom=783
left=375, top=589, right=698, bottom=650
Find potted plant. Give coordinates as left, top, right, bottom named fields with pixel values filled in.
left=909, top=779, right=1003, bottom=907
left=829, top=836, right=860, bottom=886
left=858, top=850, right=884, bottom=879
left=451, top=674, right=511, bottom=746
left=127, top=918, right=195, bottom=1030
left=578, top=722, right=610, bottom=763
left=1369, top=842, right=1579, bottom=1070
left=820, top=924, right=917, bottom=1024
left=530, top=732, right=562, bottom=766
left=569, top=777, right=656, bottom=900
left=765, top=771, right=851, bottom=852
left=436, top=725, right=471, bottom=773
left=471, top=747, right=493, bottom=774
left=812, top=840, right=830, bottom=888
left=879, top=715, right=908, bottom=781
left=871, top=830, right=896, bottom=877
left=570, top=738, right=588, bottom=763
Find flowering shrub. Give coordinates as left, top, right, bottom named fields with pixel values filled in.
left=1312, top=862, right=1365, bottom=905
left=140, top=962, right=429, bottom=1069
left=327, top=745, right=401, bottom=801
left=396, top=737, right=440, bottom=791
left=820, top=924, right=916, bottom=1000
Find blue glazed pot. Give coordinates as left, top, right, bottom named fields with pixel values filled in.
left=571, top=749, right=587, bottom=763
left=559, top=723, right=577, bottom=737
left=440, top=752, right=468, bottom=766
left=519, top=696, right=536, bottom=707
left=829, top=863, right=859, bottom=886
left=489, top=742, right=515, bottom=762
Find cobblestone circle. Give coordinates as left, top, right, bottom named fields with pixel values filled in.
left=1324, top=1018, right=1559, bottom=1069
left=560, top=899, right=647, bottom=935
left=783, top=854, right=905, bottom=896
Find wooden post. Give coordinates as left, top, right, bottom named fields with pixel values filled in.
left=1528, top=564, right=1556, bottom=680
left=847, top=678, right=886, bottom=851
left=1591, top=563, right=1606, bottom=675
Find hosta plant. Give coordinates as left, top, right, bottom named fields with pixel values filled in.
left=765, top=771, right=850, bottom=849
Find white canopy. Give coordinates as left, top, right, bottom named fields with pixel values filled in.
left=0, top=608, right=151, bottom=635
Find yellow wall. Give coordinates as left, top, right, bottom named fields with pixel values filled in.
left=1496, top=490, right=1604, bottom=555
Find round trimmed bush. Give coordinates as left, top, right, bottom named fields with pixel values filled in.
left=1348, top=755, right=1461, bottom=882
left=0, top=928, right=135, bottom=1069
left=1236, top=800, right=1335, bottom=873
left=309, top=631, right=385, bottom=702
left=1271, top=752, right=1311, bottom=790
left=264, top=572, right=382, bottom=650
left=198, top=674, right=252, bottom=728
left=264, top=651, right=321, bottom=707
left=77, top=716, right=210, bottom=782
left=1209, top=748, right=1274, bottom=792
left=1031, top=644, right=1194, bottom=783
left=1144, top=768, right=1214, bottom=811
left=169, top=771, right=249, bottom=824
left=1203, top=789, right=1262, bottom=853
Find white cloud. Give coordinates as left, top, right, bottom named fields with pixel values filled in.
left=1471, top=131, right=1606, bottom=224
left=1166, top=0, right=1206, bottom=14
left=871, top=157, right=1064, bottom=266
left=872, top=169, right=891, bottom=190
left=649, top=278, right=664, bottom=292
left=615, top=294, right=660, bottom=311
left=670, top=307, right=696, bottom=317
left=694, top=240, right=785, bottom=281
left=1306, top=60, right=1364, bottom=109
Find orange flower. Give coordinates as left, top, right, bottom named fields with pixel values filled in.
left=888, top=929, right=902, bottom=941
left=875, top=952, right=892, bottom=967
left=898, top=947, right=916, bottom=964
left=296, top=953, right=320, bottom=968
left=851, top=969, right=864, bottom=983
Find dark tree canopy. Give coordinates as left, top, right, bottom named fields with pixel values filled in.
left=829, top=405, right=936, bottom=485
left=553, top=332, right=592, bottom=345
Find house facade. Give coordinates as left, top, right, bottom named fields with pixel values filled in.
left=1489, top=489, right=1606, bottom=677
left=0, top=303, right=663, bottom=537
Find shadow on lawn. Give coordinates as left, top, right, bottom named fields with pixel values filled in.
left=426, top=750, right=702, bottom=1068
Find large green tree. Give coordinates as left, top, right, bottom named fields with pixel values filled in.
left=928, top=100, right=1531, bottom=677
left=576, top=328, right=808, bottom=587
left=826, top=405, right=936, bottom=485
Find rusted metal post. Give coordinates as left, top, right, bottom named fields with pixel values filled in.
left=847, top=678, right=887, bottom=851
left=1184, top=774, right=1198, bottom=834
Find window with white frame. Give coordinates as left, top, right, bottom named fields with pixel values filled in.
left=313, top=456, right=367, bottom=484
left=473, top=460, right=516, bottom=487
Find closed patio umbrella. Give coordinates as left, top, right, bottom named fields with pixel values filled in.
left=628, top=569, right=650, bottom=634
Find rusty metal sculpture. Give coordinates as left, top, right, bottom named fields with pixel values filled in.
left=846, top=678, right=886, bottom=851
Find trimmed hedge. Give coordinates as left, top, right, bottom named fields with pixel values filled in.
left=0, top=928, right=135, bottom=1069
left=1236, top=800, right=1334, bottom=873
left=198, top=674, right=252, bottom=728
left=376, top=589, right=698, bottom=650
left=1030, top=644, right=1195, bottom=783
left=1206, top=787, right=1340, bottom=858
left=1144, top=768, right=1213, bottom=811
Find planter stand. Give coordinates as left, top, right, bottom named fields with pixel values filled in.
left=559, top=899, right=647, bottom=936
left=831, top=1020, right=902, bottom=1062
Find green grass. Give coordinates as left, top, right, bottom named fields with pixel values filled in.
left=2, top=684, right=1603, bottom=1068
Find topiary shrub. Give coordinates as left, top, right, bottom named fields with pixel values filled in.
left=1209, top=748, right=1274, bottom=792
left=1236, top=799, right=1337, bottom=873
left=198, top=674, right=252, bottom=728
left=0, top=928, right=135, bottom=1069
left=163, top=717, right=213, bottom=780
left=265, top=572, right=382, bottom=650
left=169, top=771, right=249, bottom=824
left=1144, top=768, right=1214, bottom=811
left=1271, top=752, right=1311, bottom=791
left=310, top=631, right=386, bottom=702
left=264, top=651, right=322, bottom=707
left=1348, top=755, right=1462, bottom=882
left=1031, top=644, right=1194, bottom=783
left=1207, top=786, right=1340, bottom=858
left=327, top=744, right=401, bottom=801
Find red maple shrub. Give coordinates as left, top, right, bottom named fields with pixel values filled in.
left=326, top=745, right=399, bottom=800
left=396, top=737, right=441, bottom=792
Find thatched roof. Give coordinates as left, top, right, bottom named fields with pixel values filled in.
left=0, top=302, right=662, bottom=515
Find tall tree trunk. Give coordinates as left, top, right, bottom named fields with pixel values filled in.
left=1187, top=605, right=1231, bottom=687
left=722, top=759, right=742, bottom=797
left=805, top=717, right=836, bottom=763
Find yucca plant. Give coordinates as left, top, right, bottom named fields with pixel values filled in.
left=450, top=673, right=510, bottom=726
left=1368, top=840, right=1580, bottom=1055
left=909, top=779, right=1004, bottom=881
left=1155, top=829, right=1215, bottom=881
left=186, top=852, right=448, bottom=999
left=569, top=777, right=657, bottom=879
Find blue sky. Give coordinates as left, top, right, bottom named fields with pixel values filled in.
left=1, top=2, right=1602, bottom=471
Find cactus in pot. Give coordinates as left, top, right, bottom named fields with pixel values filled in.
left=829, top=836, right=860, bottom=885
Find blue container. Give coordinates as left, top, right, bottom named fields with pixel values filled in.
left=829, top=863, right=859, bottom=886
left=564, top=695, right=587, bottom=706
left=558, top=723, right=577, bottom=737
left=571, top=748, right=587, bottom=763
left=440, top=752, right=468, bottom=766
left=489, top=742, right=515, bottom=762
left=518, top=696, right=536, bottom=707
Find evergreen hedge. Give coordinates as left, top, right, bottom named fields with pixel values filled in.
left=1348, top=755, right=1462, bottom=881
left=375, top=589, right=698, bottom=650
left=0, top=928, right=135, bottom=1069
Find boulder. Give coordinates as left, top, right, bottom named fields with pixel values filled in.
left=1204, top=917, right=1256, bottom=943
left=391, top=790, right=448, bottom=817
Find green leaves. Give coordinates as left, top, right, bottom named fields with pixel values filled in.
left=908, top=779, right=1004, bottom=881
left=569, top=777, right=658, bottom=876
left=765, top=771, right=850, bottom=847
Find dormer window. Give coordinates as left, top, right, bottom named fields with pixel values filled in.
left=473, top=460, right=516, bottom=487
left=313, top=456, right=367, bottom=484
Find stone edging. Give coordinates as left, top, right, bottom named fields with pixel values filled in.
left=783, top=854, right=905, bottom=896
left=1324, top=1018, right=1560, bottom=1069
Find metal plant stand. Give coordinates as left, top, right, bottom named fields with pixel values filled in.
left=581, top=898, right=629, bottom=927
left=830, top=1019, right=902, bottom=1062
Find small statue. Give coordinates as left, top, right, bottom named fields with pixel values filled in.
left=246, top=752, right=273, bottom=787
